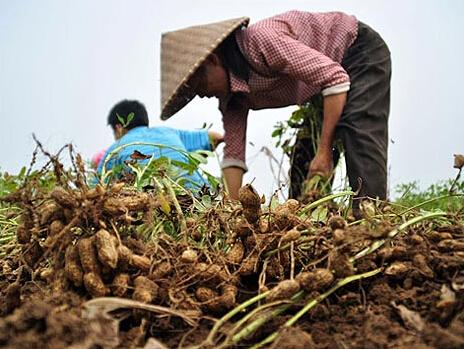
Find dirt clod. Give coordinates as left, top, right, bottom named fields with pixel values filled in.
left=328, top=215, right=347, bottom=230
left=50, top=187, right=76, bottom=208
left=112, top=273, right=131, bottom=297
left=133, top=276, right=159, bottom=303
left=181, top=249, right=198, bottom=264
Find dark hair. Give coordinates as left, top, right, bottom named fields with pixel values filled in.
left=216, top=30, right=251, bottom=82
left=107, top=100, right=149, bottom=130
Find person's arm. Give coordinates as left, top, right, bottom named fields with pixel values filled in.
left=249, top=30, right=351, bottom=177
left=247, top=29, right=351, bottom=96
left=176, top=129, right=211, bottom=151
left=221, top=106, right=249, bottom=200
left=223, top=167, right=245, bottom=199
left=309, top=92, right=347, bottom=177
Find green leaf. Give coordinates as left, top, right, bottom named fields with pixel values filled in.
left=204, top=172, right=221, bottom=189
left=116, top=113, right=125, bottom=125
left=127, top=112, right=134, bottom=125
left=201, top=195, right=212, bottom=207
left=196, top=150, right=214, bottom=158
left=268, top=195, right=280, bottom=211
left=189, top=152, right=208, bottom=165
left=310, top=205, right=328, bottom=223
left=171, top=159, right=196, bottom=173
left=271, top=129, right=282, bottom=138
left=116, top=112, right=134, bottom=128
left=18, top=166, right=26, bottom=178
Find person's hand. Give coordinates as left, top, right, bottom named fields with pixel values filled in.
left=308, top=150, right=333, bottom=179
left=208, top=131, right=224, bottom=150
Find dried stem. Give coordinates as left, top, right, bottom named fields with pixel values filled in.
left=203, top=290, right=270, bottom=346
left=350, top=211, right=447, bottom=262
left=250, top=268, right=382, bottom=349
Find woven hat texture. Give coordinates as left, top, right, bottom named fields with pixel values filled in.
left=160, top=17, right=249, bottom=120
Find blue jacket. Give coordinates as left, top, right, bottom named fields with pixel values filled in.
left=97, top=126, right=211, bottom=189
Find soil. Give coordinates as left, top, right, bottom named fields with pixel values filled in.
left=0, top=157, right=463, bottom=349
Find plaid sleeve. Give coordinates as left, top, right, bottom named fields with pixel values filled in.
left=248, top=29, right=350, bottom=94
left=177, top=129, right=211, bottom=152
left=221, top=107, right=249, bottom=172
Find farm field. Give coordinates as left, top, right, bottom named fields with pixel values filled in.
left=0, top=148, right=463, bottom=349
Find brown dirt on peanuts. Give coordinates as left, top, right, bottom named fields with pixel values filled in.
left=0, top=298, right=115, bottom=349
left=112, top=273, right=131, bottom=297
left=133, top=276, right=159, bottom=303
left=2, top=217, right=464, bottom=349
left=64, top=244, right=83, bottom=287
left=269, top=326, right=316, bottom=349
left=267, top=279, right=301, bottom=302
left=83, top=271, right=110, bottom=297
left=238, top=184, right=262, bottom=224
left=95, top=228, right=119, bottom=269
left=1, top=149, right=464, bottom=349
left=78, top=236, right=101, bottom=274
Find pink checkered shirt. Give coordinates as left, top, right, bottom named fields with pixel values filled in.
left=220, top=11, right=358, bottom=171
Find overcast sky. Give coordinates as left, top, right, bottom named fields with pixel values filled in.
left=1, top=0, right=463, bottom=198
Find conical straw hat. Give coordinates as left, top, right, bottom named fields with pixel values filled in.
left=160, top=17, right=249, bottom=120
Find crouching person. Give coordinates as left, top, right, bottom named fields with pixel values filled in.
left=96, top=99, right=223, bottom=190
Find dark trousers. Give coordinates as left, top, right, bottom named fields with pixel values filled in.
left=289, top=21, right=392, bottom=202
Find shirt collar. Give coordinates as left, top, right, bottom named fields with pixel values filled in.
left=127, top=125, right=147, bottom=133
left=123, top=125, right=147, bottom=137
left=230, top=71, right=250, bottom=94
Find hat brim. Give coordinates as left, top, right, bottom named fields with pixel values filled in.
left=160, top=17, right=250, bottom=120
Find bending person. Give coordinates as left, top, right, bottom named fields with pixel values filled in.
left=159, top=10, right=391, bottom=210
left=97, top=99, right=223, bottom=190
